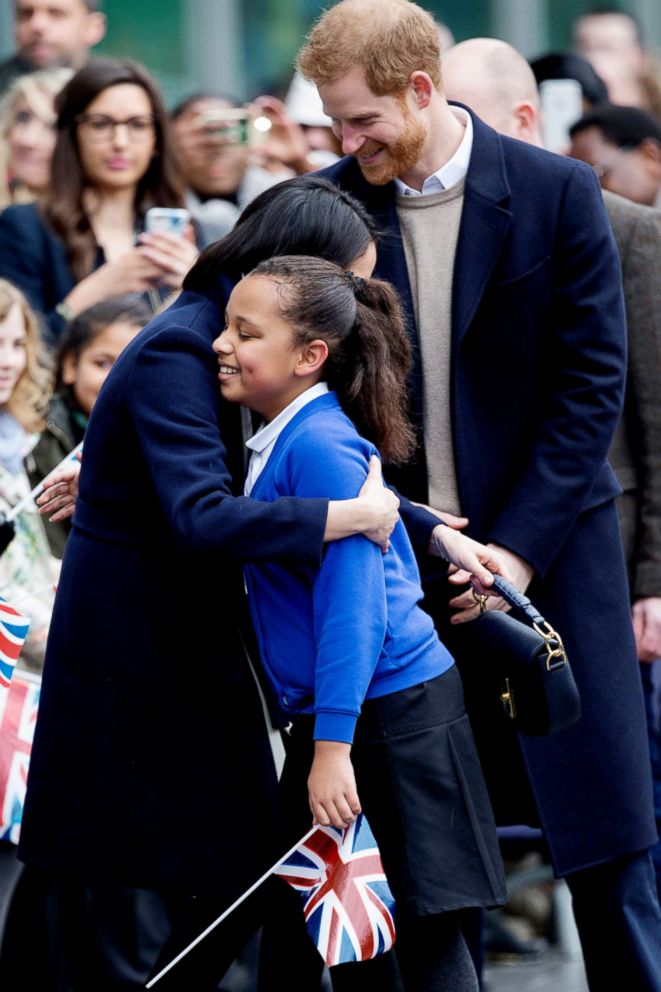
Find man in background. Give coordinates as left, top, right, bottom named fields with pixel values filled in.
left=569, top=103, right=661, bottom=206
left=572, top=5, right=661, bottom=118
left=0, top=0, right=106, bottom=95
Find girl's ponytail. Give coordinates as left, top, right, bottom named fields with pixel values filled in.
left=341, top=276, right=416, bottom=464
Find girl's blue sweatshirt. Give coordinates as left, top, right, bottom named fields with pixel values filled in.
left=244, top=392, right=454, bottom=744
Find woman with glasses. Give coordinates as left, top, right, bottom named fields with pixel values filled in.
left=0, top=59, right=198, bottom=343
left=0, top=67, right=73, bottom=209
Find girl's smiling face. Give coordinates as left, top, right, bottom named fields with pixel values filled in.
left=0, top=304, right=27, bottom=407
left=213, top=274, right=322, bottom=422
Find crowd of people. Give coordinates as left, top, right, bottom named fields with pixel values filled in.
left=0, top=0, right=659, bottom=990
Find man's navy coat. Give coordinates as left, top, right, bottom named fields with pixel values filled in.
left=322, top=110, right=657, bottom=875
left=19, top=287, right=329, bottom=900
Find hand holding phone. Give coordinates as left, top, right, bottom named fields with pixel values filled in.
left=144, top=207, right=191, bottom=237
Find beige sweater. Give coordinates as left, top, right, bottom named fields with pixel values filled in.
left=396, top=180, right=465, bottom=515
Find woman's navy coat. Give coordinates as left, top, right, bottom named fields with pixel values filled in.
left=321, top=110, right=657, bottom=876
left=19, top=286, right=329, bottom=900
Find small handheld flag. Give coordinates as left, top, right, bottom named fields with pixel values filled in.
left=0, top=597, right=31, bottom=692
left=146, top=814, right=395, bottom=987
left=274, top=813, right=396, bottom=967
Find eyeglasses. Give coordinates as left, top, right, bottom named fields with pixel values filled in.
left=75, top=113, right=156, bottom=143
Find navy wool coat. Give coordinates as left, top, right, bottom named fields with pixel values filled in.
left=321, top=109, right=657, bottom=876
left=19, top=287, right=329, bottom=900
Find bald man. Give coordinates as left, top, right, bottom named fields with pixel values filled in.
left=442, top=38, right=542, bottom=146
left=443, top=29, right=661, bottom=973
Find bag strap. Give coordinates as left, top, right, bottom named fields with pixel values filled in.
left=490, top=574, right=545, bottom=626
left=489, top=574, right=568, bottom=668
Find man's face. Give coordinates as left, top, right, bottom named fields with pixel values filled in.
left=573, top=13, right=645, bottom=97
left=15, top=0, right=105, bottom=70
left=319, top=66, right=426, bottom=185
left=569, top=125, right=659, bottom=206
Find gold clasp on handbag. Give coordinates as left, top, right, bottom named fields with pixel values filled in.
left=500, top=677, right=516, bottom=719
left=532, top=620, right=567, bottom=671
left=472, top=589, right=488, bottom=614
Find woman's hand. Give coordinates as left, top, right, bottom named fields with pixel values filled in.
left=249, top=95, right=313, bottom=175
left=64, top=248, right=167, bottom=314
left=137, top=228, right=199, bottom=289
left=308, top=741, right=361, bottom=829
left=36, top=461, right=81, bottom=522
left=428, top=526, right=514, bottom=625
left=324, top=457, right=399, bottom=552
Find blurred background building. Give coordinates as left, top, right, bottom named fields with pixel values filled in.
left=0, top=0, right=659, bottom=105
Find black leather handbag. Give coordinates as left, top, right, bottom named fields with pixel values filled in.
left=460, top=574, right=581, bottom=736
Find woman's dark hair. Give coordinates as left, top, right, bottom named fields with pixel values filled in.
left=530, top=52, right=609, bottom=107
left=55, top=293, right=151, bottom=393
left=249, top=256, right=415, bottom=465
left=42, top=58, right=185, bottom=282
left=184, top=176, right=379, bottom=290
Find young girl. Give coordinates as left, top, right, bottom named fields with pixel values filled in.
left=0, top=280, right=56, bottom=670
left=213, top=256, right=507, bottom=992
left=27, top=294, right=151, bottom=557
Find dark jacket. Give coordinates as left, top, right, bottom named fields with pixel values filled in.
left=320, top=109, right=656, bottom=875
left=25, top=395, right=85, bottom=558
left=19, top=287, right=330, bottom=900
left=604, top=193, right=661, bottom=600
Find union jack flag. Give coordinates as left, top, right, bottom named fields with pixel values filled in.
left=0, top=669, right=40, bottom=844
left=0, top=597, right=31, bottom=691
left=273, top=814, right=396, bottom=967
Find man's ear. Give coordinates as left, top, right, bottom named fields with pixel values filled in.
left=409, top=71, right=434, bottom=110
left=514, top=101, right=544, bottom=147
left=85, top=12, right=108, bottom=49
left=295, top=339, right=329, bottom=378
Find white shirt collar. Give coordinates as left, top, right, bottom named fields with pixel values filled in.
left=244, top=382, right=329, bottom=494
left=394, top=106, right=473, bottom=197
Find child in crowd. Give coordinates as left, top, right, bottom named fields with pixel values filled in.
left=213, top=256, right=507, bottom=992
left=27, top=294, right=151, bottom=556
left=0, top=279, right=55, bottom=671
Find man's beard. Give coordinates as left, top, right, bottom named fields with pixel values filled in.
left=355, top=113, right=427, bottom=186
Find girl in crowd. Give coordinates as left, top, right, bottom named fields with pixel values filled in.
left=0, top=67, right=72, bottom=208
left=0, top=279, right=55, bottom=669
left=0, top=59, right=198, bottom=343
left=213, top=256, right=506, bottom=992
left=27, top=294, right=150, bottom=557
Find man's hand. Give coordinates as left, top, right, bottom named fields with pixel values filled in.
left=448, top=542, right=534, bottom=624
left=632, top=597, right=661, bottom=662
left=308, top=741, right=361, bottom=829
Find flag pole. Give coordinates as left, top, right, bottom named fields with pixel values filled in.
left=145, top=825, right=319, bottom=988
left=6, top=441, right=83, bottom=524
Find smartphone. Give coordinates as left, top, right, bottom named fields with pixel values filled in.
left=144, top=207, right=191, bottom=236
left=539, top=79, right=584, bottom=155
left=200, top=108, right=272, bottom=147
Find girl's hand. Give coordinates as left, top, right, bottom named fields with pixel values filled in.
left=36, top=461, right=81, bottom=522
left=137, top=229, right=199, bottom=289
left=308, top=741, right=361, bottom=829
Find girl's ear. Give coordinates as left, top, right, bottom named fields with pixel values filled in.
left=61, top=352, right=78, bottom=386
left=295, top=338, right=329, bottom=378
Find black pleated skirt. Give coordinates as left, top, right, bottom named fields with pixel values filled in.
left=279, top=665, right=506, bottom=919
